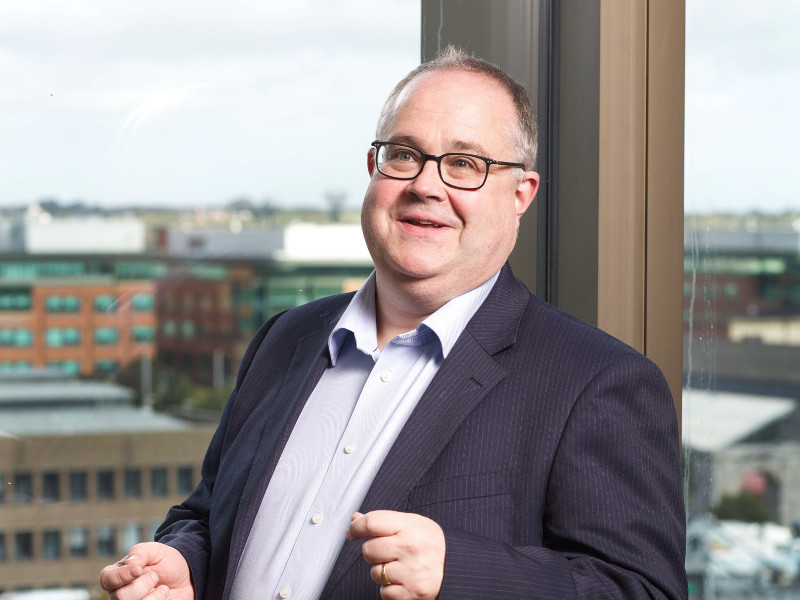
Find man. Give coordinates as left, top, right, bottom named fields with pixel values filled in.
left=101, top=47, right=687, bottom=600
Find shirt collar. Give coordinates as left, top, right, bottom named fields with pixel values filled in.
left=329, top=270, right=500, bottom=365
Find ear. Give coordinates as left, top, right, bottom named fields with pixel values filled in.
left=514, top=170, right=540, bottom=218
left=367, top=147, right=377, bottom=176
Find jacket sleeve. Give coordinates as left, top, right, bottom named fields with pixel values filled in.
left=154, top=311, right=286, bottom=600
left=438, top=354, right=687, bottom=600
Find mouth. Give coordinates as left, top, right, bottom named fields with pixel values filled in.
left=402, top=218, right=446, bottom=228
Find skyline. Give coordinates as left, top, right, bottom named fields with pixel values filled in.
left=1, top=1, right=798, bottom=214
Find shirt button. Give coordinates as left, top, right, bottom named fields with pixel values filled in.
left=279, top=587, right=291, bottom=598
left=311, top=512, right=324, bottom=525
left=380, top=369, right=393, bottom=382
left=344, top=442, right=356, bottom=454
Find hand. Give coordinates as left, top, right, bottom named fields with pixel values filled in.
left=346, top=510, right=445, bottom=600
left=99, top=542, right=194, bottom=600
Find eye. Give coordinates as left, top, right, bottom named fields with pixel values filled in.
left=392, top=149, right=415, bottom=162
left=446, top=155, right=481, bottom=172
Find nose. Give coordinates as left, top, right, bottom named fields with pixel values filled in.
left=407, top=157, right=446, bottom=200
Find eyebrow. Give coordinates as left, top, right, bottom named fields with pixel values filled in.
left=388, top=134, right=491, bottom=157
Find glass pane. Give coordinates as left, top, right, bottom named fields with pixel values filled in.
left=684, top=2, right=800, bottom=597
left=15, top=532, right=33, bottom=561
left=150, top=467, right=168, bottom=498
left=96, top=525, right=116, bottom=557
left=43, top=530, right=61, bottom=560
left=94, top=295, right=119, bottom=312
left=121, top=523, right=143, bottom=552
left=68, top=527, right=89, bottom=558
left=177, top=466, right=194, bottom=496
left=13, top=473, right=32, bottom=503
left=97, top=470, right=115, bottom=500
left=42, top=472, right=60, bottom=502
left=124, top=469, right=142, bottom=498
left=70, top=471, right=88, bottom=501
left=0, top=0, right=419, bottom=591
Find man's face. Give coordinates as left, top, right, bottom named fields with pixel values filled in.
left=361, top=69, right=539, bottom=305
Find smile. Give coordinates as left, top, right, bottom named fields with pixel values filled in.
left=404, top=219, right=444, bottom=228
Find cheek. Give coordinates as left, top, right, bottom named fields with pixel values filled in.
left=469, top=206, right=518, bottom=253
left=360, top=189, right=389, bottom=248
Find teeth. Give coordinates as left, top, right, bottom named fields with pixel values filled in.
left=410, top=220, right=440, bottom=227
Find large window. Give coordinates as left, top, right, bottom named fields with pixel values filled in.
left=94, top=295, right=118, bottom=312
left=70, top=471, right=88, bottom=501
left=132, top=325, right=155, bottom=342
left=97, top=470, right=115, bottom=500
left=131, top=294, right=155, bottom=312
left=177, top=466, right=194, bottom=496
left=15, top=532, right=33, bottom=561
left=42, top=530, right=61, bottom=560
left=1, top=0, right=418, bottom=591
left=45, top=328, right=81, bottom=347
left=13, top=473, right=32, bottom=504
left=94, top=327, right=120, bottom=345
left=150, top=467, right=168, bottom=498
left=42, top=472, right=60, bottom=503
left=47, top=360, right=81, bottom=376
left=0, top=329, right=33, bottom=347
left=0, top=289, right=31, bottom=311
left=96, top=525, right=116, bottom=557
left=124, top=468, right=142, bottom=499
left=45, top=295, right=81, bottom=313
left=683, top=2, right=800, bottom=597
left=68, top=527, right=89, bottom=558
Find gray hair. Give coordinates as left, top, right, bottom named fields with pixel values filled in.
left=375, top=45, right=538, bottom=170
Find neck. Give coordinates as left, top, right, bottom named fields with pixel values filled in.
left=373, top=274, right=447, bottom=350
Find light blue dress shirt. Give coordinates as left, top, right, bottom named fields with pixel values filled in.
left=229, top=270, right=499, bottom=600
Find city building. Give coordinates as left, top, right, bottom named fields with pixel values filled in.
left=0, top=218, right=374, bottom=385
left=0, top=372, right=216, bottom=594
left=0, top=255, right=159, bottom=378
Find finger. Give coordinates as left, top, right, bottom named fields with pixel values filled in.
left=379, top=585, right=408, bottom=600
left=100, top=562, right=144, bottom=591
left=370, top=561, right=400, bottom=587
left=141, top=585, right=170, bottom=600
left=361, top=535, right=399, bottom=565
left=347, top=510, right=404, bottom=541
left=107, top=571, right=159, bottom=600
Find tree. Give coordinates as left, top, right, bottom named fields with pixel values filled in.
left=712, top=491, right=773, bottom=523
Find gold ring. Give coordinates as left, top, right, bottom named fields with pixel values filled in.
left=381, top=562, right=392, bottom=586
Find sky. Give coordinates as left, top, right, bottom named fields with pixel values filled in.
left=1, top=1, right=798, bottom=214
left=0, top=0, right=420, bottom=211
left=685, top=0, right=800, bottom=214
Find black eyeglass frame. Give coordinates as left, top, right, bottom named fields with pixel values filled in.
left=371, top=140, right=526, bottom=191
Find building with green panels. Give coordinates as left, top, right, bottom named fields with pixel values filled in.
left=1, top=251, right=373, bottom=385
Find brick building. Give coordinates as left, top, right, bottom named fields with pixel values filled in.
left=0, top=374, right=215, bottom=594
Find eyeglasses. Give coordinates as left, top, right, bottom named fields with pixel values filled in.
left=371, top=141, right=525, bottom=191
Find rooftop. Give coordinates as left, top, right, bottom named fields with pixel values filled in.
left=0, top=373, right=196, bottom=437
left=682, top=388, right=797, bottom=453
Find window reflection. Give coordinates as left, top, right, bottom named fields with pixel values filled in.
left=0, top=0, right=419, bottom=592
left=684, top=1, right=800, bottom=597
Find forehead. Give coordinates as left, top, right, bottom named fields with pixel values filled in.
left=386, top=70, right=517, bottom=154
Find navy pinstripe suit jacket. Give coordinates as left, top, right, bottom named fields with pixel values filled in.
left=157, top=264, right=687, bottom=599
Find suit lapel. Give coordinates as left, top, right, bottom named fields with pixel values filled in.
left=321, top=265, right=530, bottom=598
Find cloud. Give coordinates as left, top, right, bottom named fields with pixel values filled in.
left=0, top=0, right=420, bottom=208
left=109, top=83, right=210, bottom=158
